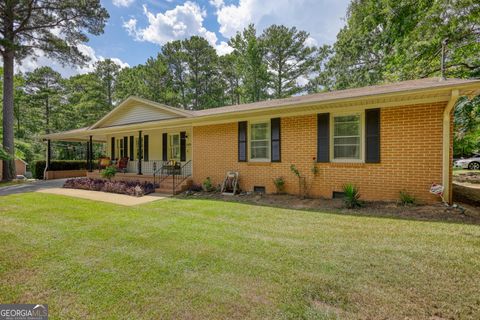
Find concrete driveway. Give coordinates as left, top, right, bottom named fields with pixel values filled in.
left=1, top=178, right=169, bottom=206
left=0, top=179, right=67, bottom=196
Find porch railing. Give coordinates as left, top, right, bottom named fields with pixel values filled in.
left=126, top=160, right=161, bottom=174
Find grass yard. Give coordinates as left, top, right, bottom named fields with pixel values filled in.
left=0, top=193, right=479, bottom=319
left=0, top=180, right=29, bottom=188
left=453, top=168, right=480, bottom=175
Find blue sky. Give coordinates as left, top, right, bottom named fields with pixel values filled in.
left=21, top=0, right=351, bottom=76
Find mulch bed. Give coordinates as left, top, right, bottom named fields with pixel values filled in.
left=179, top=192, right=480, bottom=225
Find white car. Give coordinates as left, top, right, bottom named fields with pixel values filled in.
left=454, top=153, right=480, bottom=170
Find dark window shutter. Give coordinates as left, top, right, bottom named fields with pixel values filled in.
left=143, top=135, right=149, bottom=161
left=271, top=118, right=281, bottom=162
left=180, top=132, right=186, bottom=161
left=129, top=136, right=134, bottom=160
left=238, top=121, right=247, bottom=162
left=111, top=137, right=115, bottom=159
left=366, top=108, right=380, bottom=163
left=162, top=133, right=168, bottom=161
left=123, top=137, right=128, bottom=158
left=317, top=113, right=330, bottom=162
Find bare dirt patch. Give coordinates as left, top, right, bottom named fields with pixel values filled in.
left=180, top=192, right=480, bottom=224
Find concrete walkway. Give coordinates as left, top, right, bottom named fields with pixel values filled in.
left=1, top=178, right=169, bottom=206
left=37, top=188, right=170, bottom=206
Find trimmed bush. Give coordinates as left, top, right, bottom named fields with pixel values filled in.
left=101, top=166, right=117, bottom=180
left=33, top=160, right=94, bottom=179
left=63, top=178, right=156, bottom=197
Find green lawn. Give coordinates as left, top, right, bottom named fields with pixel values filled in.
left=1, top=194, right=479, bottom=319
left=453, top=168, right=480, bottom=175
left=0, top=180, right=28, bottom=188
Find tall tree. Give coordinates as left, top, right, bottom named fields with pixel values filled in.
left=219, top=53, right=241, bottom=105
left=229, top=24, right=269, bottom=103
left=0, top=0, right=108, bottom=180
left=183, top=36, right=220, bottom=109
left=307, top=44, right=333, bottom=93
left=261, top=25, right=316, bottom=98
left=65, top=72, right=109, bottom=128
left=24, top=67, right=64, bottom=134
left=326, top=0, right=480, bottom=89
left=162, top=40, right=188, bottom=108
left=94, top=59, right=120, bottom=107
left=142, top=54, right=173, bottom=104
left=114, top=66, right=147, bottom=102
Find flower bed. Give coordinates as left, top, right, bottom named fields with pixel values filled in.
left=63, top=178, right=156, bottom=197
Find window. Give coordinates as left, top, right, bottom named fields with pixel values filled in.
left=116, top=138, right=126, bottom=159
left=169, top=134, right=180, bottom=161
left=249, top=121, right=270, bottom=161
left=333, top=114, right=361, bottom=160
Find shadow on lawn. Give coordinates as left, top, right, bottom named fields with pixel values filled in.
left=174, top=192, right=480, bottom=226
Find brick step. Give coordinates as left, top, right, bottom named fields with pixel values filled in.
left=155, top=178, right=191, bottom=194
left=155, top=188, right=184, bottom=195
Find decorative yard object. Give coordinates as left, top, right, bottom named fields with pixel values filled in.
left=221, top=171, right=239, bottom=195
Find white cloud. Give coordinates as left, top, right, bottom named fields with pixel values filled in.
left=112, top=0, right=135, bottom=8
left=215, top=41, right=234, bottom=55
left=124, top=1, right=233, bottom=55
left=126, top=2, right=216, bottom=44
left=16, top=45, right=129, bottom=77
left=213, top=0, right=350, bottom=45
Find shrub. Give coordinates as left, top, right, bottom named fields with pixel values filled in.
left=342, top=183, right=362, bottom=208
left=63, top=178, right=155, bottom=197
left=101, top=166, right=117, bottom=180
left=273, top=177, right=286, bottom=194
left=399, top=190, right=416, bottom=206
left=202, top=177, right=214, bottom=192
left=33, top=160, right=94, bottom=179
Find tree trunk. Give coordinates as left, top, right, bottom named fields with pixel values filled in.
left=2, top=49, right=16, bottom=181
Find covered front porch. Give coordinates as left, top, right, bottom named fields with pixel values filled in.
left=43, top=126, right=193, bottom=193
left=42, top=97, right=195, bottom=193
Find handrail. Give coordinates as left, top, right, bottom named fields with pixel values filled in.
left=153, top=161, right=171, bottom=186
left=173, top=160, right=192, bottom=195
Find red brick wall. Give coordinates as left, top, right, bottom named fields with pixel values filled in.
left=193, top=102, right=447, bottom=203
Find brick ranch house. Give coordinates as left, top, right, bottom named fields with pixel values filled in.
left=44, top=78, right=480, bottom=203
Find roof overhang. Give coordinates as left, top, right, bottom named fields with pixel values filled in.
left=43, top=78, right=480, bottom=140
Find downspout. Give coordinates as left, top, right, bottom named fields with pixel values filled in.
left=442, top=89, right=459, bottom=204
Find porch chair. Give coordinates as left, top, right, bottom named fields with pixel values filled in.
left=162, top=159, right=181, bottom=175
left=116, top=157, right=129, bottom=173
left=98, top=157, right=111, bottom=170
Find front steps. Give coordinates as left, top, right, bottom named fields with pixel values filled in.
left=155, top=176, right=192, bottom=195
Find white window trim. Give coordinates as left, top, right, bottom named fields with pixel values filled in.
left=248, top=120, right=271, bottom=162
left=330, top=111, right=365, bottom=163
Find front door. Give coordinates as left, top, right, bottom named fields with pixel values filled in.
left=169, top=134, right=181, bottom=161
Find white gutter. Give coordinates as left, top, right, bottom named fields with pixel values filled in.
left=442, top=89, right=459, bottom=204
